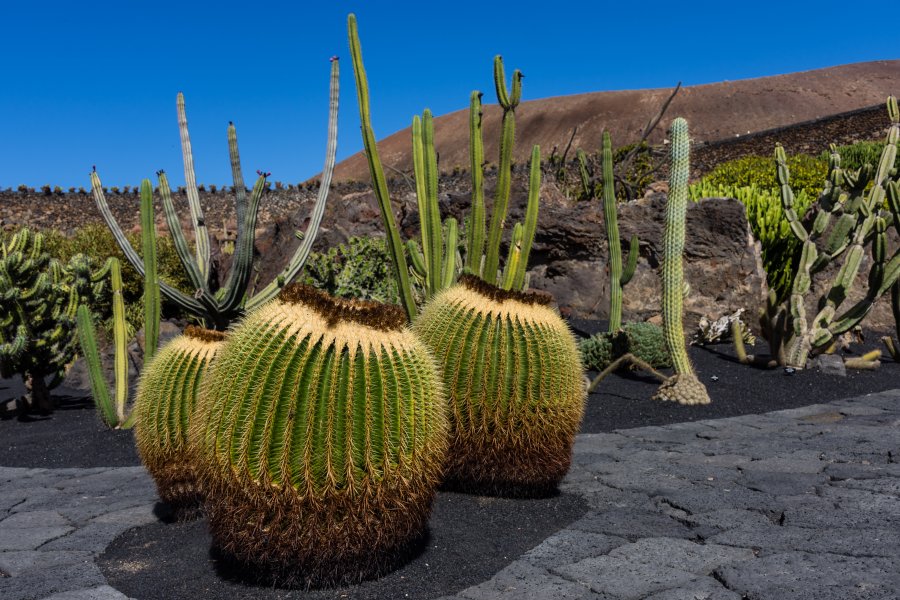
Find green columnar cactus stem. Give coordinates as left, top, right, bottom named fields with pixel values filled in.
left=92, top=59, right=339, bottom=330
left=467, top=91, right=486, bottom=276
left=76, top=258, right=138, bottom=428
left=413, top=275, right=585, bottom=497
left=762, top=96, right=900, bottom=368
left=139, top=180, right=160, bottom=362
left=577, top=148, right=592, bottom=200
left=191, top=284, right=447, bottom=586
left=653, top=118, right=710, bottom=406
left=600, top=131, right=639, bottom=331
left=135, top=326, right=225, bottom=519
left=483, top=56, right=523, bottom=284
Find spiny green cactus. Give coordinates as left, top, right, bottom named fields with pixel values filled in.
left=190, top=284, right=447, bottom=587
left=0, top=228, right=107, bottom=413
left=580, top=322, right=670, bottom=372
left=134, top=326, right=225, bottom=520
left=349, top=13, right=540, bottom=320
left=91, top=58, right=339, bottom=331
left=413, top=275, right=585, bottom=497
left=599, top=131, right=639, bottom=331
left=653, top=118, right=710, bottom=405
left=759, top=97, right=900, bottom=368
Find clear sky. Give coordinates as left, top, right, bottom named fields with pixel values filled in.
left=0, top=1, right=895, bottom=189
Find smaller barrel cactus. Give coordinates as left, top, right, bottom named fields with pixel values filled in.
left=191, top=284, right=448, bottom=587
left=414, top=274, right=586, bottom=497
left=133, top=326, right=226, bottom=520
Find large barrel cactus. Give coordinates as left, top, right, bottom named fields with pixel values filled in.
left=190, top=284, right=448, bottom=587
left=413, top=275, right=585, bottom=497
left=133, top=326, right=225, bottom=520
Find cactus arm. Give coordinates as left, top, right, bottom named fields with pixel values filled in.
left=407, top=239, right=427, bottom=280
left=412, top=115, right=432, bottom=290
left=109, top=259, right=128, bottom=422
left=512, top=145, right=541, bottom=292
left=176, top=92, right=212, bottom=283
left=442, top=218, right=459, bottom=290
left=601, top=131, right=624, bottom=331
left=140, top=179, right=160, bottom=362
left=467, top=91, right=486, bottom=276
left=157, top=171, right=205, bottom=290
left=621, top=235, right=639, bottom=286
left=218, top=174, right=266, bottom=312
left=348, top=13, right=417, bottom=320
left=227, top=122, right=247, bottom=242
left=423, top=110, right=443, bottom=297
left=501, top=222, right=524, bottom=291
left=245, top=59, right=339, bottom=311
left=483, top=56, right=522, bottom=284
left=76, top=304, right=117, bottom=427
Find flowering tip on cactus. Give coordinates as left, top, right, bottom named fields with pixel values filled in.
left=92, top=165, right=96, bottom=172
left=155, top=169, right=165, bottom=176
left=330, top=55, right=339, bottom=62
left=256, top=170, right=271, bottom=178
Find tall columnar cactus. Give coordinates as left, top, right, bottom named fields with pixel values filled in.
left=190, top=284, right=447, bottom=587
left=653, top=118, right=710, bottom=405
left=413, top=275, right=585, bottom=497
left=76, top=180, right=160, bottom=429
left=0, top=228, right=107, bottom=413
left=91, top=58, right=340, bottom=331
left=134, top=325, right=225, bottom=520
left=600, top=131, right=639, bottom=331
left=760, top=97, right=900, bottom=368
left=349, top=13, right=541, bottom=321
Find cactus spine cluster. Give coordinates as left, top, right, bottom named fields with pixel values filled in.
left=134, top=325, right=225, bottom=519
left=760, top=97, right=900, bottom=368
left=653, top=118, right=710, bottom=405
left=91, top=58, right=339, bottom=331
left=191, top=284, right=447, bottom=586
left=413, top=275, right=585, bottom=496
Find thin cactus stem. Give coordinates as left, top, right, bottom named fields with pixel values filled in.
left=423, top=110, right=443, bottom=296
left=501, top=222, right=524, bottom=291
left=139, top=179, right=160, bottom=363
left=412, top=115, right=433, bottom=291
left=576, top=149, right=591, bottom=199
left=157, top=171, right=205, bottom=292
left=110, top=259, right=128, bottom=422
left=348, top=13, right=418, bottom=320
left=511, top=145, right=541, bottom=291
left=176, top=92, right=212, bottom=282
left=227, top=122, right=247, bottom=242
left=601, top=131, right=624, bottom=331
left=216, top=175, right=267, bottom=313
left=442, top=218, right=459, bottom=290
left=245, top=58, right=338, bottom=311
left=467, top=91, right=486, bottom=276
left=76, top=304, right=115, bottom=427
left=483, top=56, right=522, bottom=284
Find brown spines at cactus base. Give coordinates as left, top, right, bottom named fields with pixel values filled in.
left=191, top=293, right=447, bottom=587
left=134, top=329, right=224, bottom=521
left=277, top=282, right=407, bottom=331
left=414, top=279, right=585, bottom=498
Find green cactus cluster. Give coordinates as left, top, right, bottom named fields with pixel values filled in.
left=653, top=118, right=710, bottom=405
left=758, top=97, right=900, bottom=369
left=1, top=228, right=109, bottom=413
left=580, top=322, right=671, bottom=372
left=190, top=284, right=447, bottom=586
left=91, top=58, right=340, bottom=331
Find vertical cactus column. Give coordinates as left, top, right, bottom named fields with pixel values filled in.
left=653, top=118, right=710, bottom=405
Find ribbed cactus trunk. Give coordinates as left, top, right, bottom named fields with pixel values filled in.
left=653, top=118, right=710, bottom=405
left=134, top=326, right=225, bottom=520
left=413, top=275, right=585, bottom=497
left=190, top=284, right=447, bottom=587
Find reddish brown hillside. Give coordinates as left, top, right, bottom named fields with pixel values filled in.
left=334, top=60, right=900, bottom=182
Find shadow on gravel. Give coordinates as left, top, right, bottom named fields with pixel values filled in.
left=99, top=491, right=587, bottom=600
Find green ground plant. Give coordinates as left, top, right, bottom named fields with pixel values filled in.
left=301, top=236, right=399, bottom=304
left=702, top=153, right=827, bottom=197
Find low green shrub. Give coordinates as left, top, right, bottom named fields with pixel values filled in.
left=301, top=236, right=399, bottom=304
left=821, top=140, right=900, bottom=174
left=702, top=154, right=826, bottom=198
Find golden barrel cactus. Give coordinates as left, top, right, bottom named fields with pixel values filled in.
left=190, top=284, right=447, bottom=587
left=413, top=275, right=585, bottom=497
left=134, top=326, right=225, bottom=520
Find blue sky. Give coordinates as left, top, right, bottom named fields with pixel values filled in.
left=0, top=1, right=895, bottom=189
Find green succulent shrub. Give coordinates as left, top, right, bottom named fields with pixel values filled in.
left=580, top=322, right=670, bottom=372
left=702, top=154, right=827, bottom=198
left=301, top=236, right=399, bottom=304
left=413, top=275, right=585, bottom=497
left=134, top=326, right=225, bottom=520
left=190, top=284, right=448, bottom=587
left=823, top=140, right=900, bottom=174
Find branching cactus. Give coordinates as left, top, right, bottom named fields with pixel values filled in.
left=349, top=13, right=541, bottom=320
left=134, top=326, right=225, bottom=520
left=653, top=118, right=711, bottom=405
left=91, top=58, right=339, bottom=330
left=599, top=131, right=639, bottom=331
left=190, top=284, right=447, bottom=587
left=759, top=97, right=900, bottom=368
left=0, top=228, right=108, bottom=413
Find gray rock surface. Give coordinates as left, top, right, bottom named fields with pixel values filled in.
left=1, top=391, right=899, bottom=599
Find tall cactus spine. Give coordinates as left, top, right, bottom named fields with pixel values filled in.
left=134, top=326, right=225, bottom=520
left=190, top=284, right=447, bottom=587
left=653, top=118, right=710, bottom=405
left=413, top=275, right=585, bottom=497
